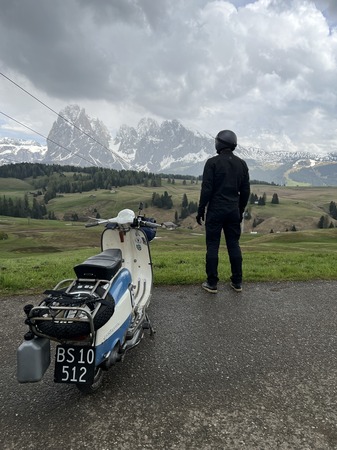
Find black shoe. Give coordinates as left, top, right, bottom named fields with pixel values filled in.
left=202, top=282, right=218, bottom=294
left=230, top=282, right=242, bottom=292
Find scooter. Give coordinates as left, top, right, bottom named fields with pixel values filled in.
left=17, top=204, right=173, bottom=393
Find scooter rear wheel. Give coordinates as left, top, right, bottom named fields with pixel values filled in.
left=76, top=367, right=104, bottom=394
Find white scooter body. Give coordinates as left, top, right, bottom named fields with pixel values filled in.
left=101, top=224, right=153, bottom=311
left=94, top=225, right=153, bottom=365
left=17, top=208, right=160, bottom=393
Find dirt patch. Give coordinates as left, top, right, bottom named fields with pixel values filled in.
left=12, top=247, right=62, bottom=253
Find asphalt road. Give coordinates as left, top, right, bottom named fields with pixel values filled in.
left=1, top=281, right=337, bottom=450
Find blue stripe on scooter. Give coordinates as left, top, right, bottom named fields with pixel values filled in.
left=95, top=315, right=132, bottom=365
left=109, top=268, right=132, bottom=305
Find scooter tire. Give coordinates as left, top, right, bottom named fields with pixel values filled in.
left=76, top=367, right=104, bottom=394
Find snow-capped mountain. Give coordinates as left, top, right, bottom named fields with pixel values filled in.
left=0, top=138, right=47, bottom=165
left=113, top=117, right=214, bottom=176
left=1, top=105, right=337, bottom=185
left=44, top=105, right=128, bottom=170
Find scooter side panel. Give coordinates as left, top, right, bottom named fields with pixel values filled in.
left=95, top=314, right=131, bottom=365
left=94, top=269, right=133, bottom=364
left=101, top=228, right=153, bottom=309
left=109, top=268, right=131, bottom=305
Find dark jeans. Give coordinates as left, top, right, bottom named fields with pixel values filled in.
left=205, top=208, right=242, bottom=286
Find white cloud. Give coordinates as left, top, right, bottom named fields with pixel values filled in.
left=0, top=0, right=336, bottom=154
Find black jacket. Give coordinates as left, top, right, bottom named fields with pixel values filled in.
left=198, top=150, right=250, bottom=216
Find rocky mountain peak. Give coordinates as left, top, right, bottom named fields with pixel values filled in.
left=137, top=118, right=160, bottom=137
left=1, top=104, right=337, bottom=185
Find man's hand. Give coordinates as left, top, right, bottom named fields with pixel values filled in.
left=196, top=213, right=204, bottom=225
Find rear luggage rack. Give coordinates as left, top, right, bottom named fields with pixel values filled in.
left=25, top=278, right=115, bottom=344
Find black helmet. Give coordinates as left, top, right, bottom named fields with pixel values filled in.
left=215, top=130, right=237, bottom=152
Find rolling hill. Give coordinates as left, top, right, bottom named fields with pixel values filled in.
left=1, top=170, right=336, bottom=234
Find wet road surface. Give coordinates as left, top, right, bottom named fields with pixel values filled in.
left=1, top=281, right=337, bottom=449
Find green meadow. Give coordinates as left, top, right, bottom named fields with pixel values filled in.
left=1, top=182, right=337, bottom=295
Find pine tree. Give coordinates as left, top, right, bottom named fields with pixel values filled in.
left=180, top=207, right=189, bottom=219
left=318, top=215, right=330, bottom=229
left=31, top=198, right=43, bottom=219
left=329, top=201, right=337, bottom=219
left=182, top=194, right=188, bottom=208
left=250, top=193, right=258, bottom=204
left=271, top=193, right=279, bottom=204
left=162, top=191, right=173, bottom=209
left=188, top=201, right=198, bottom=214
left=258, top=196, right=265, bottom=206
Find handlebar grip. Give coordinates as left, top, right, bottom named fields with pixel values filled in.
left=141, top=221, right=161, bottom=228
left=85, top=222, right=99, bottom=228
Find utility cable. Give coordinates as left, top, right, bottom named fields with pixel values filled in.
left=0, top=72, right=129, bottom=166
left=0, top=111, right=102, bottom=167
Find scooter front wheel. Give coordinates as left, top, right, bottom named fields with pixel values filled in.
left=76, top=367, right=104, bottom=394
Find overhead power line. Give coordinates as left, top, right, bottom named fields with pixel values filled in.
left=0, top=111, right=100, bottom=167
left=0, top=72, right=129, bottom=167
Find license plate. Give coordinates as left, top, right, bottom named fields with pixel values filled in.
left=54, top=345, right=96, bottom=384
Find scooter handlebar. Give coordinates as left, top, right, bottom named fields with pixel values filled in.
left=85, top=222, right=99, bottom=228
left=85, top=217, right=176, bottom=229
left=139, top=220, right=161, bottom=228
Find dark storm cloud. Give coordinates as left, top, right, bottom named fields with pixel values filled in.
left=0, top=0, right=336, bottom=153
left=0, top=0, right=123, bottom=99
left=317, top=0, right=337, bottom=25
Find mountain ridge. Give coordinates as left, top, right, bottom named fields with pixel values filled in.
left=1, top=105, right=337, bottom=185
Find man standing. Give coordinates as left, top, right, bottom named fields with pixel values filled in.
left=196, top=130, right=250, bottom=293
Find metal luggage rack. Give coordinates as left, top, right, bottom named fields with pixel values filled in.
left=54, top=277, right=113, bottom=298
left=26, top=277, right=114, bottom=344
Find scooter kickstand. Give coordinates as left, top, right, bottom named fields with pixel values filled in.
left=143, top=313, right=156, bottom=336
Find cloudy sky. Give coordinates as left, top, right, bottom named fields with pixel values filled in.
left=0, top=0, right=337, bottom=154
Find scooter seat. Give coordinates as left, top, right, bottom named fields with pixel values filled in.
left=74, top=249, right=122, bottom=280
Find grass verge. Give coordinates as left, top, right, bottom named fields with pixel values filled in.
left=1, top=225, right=337, bottom=295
